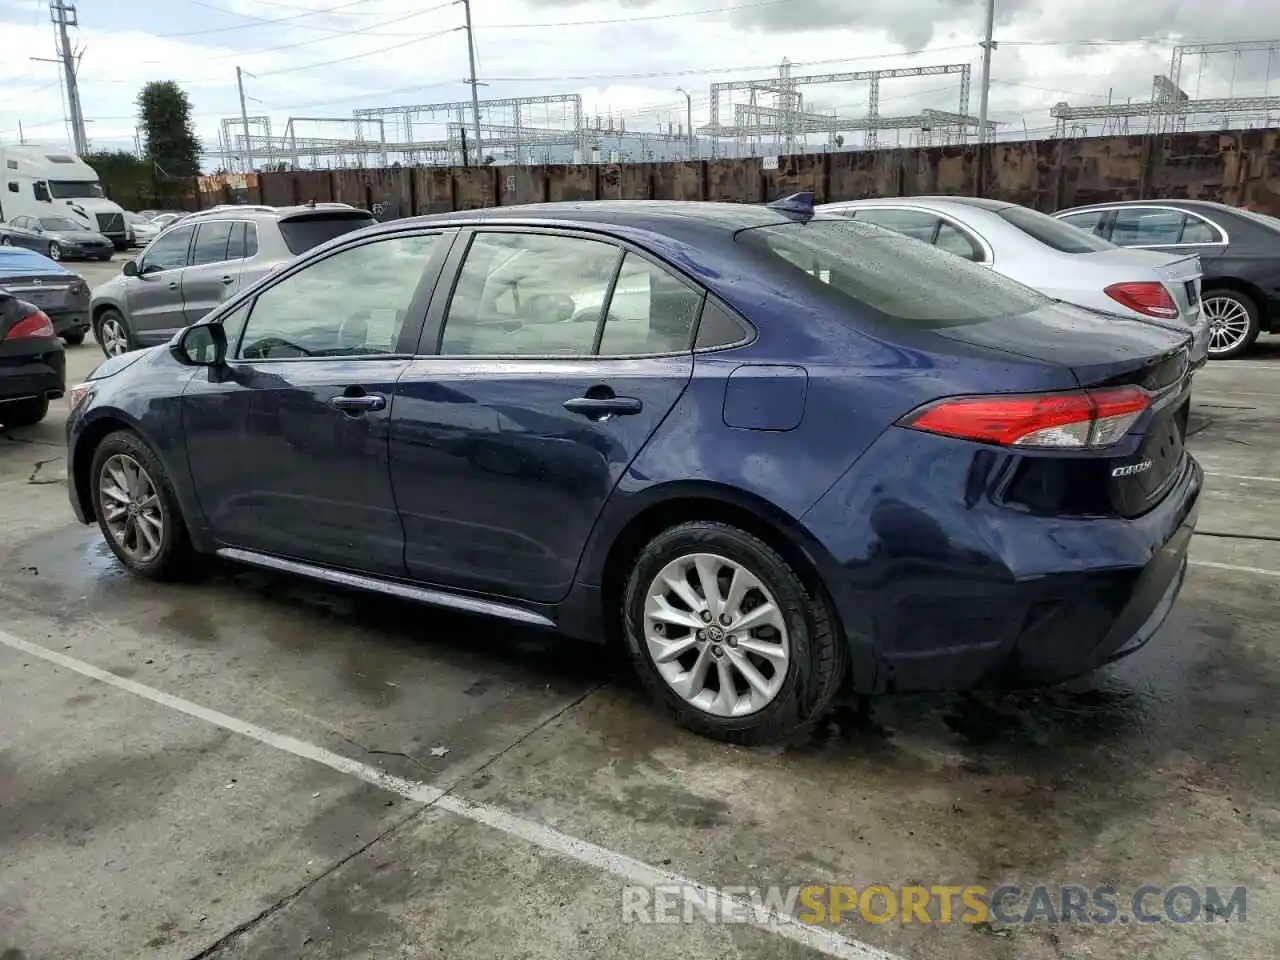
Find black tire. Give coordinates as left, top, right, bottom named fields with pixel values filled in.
left=47, top=241, right=62, bottom=261
left=63, top=330, right=86, bottom=346
left=0, top=396, right=49, bottom=428
left=621, top=521, right=846, bottom=745
left=1203, top=288, right=1260, bottom=360
left=89, top=430, right=195, bottom=581
left=96, top=254, right=112, bottom=262
left=0, top=236, right=11, bottom=246
left=95, top=307, right=134, bottom=358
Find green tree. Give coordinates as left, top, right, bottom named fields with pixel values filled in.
left=137, top=81, right=202, bottom=179
left=81, top=149, right=151, bottom=210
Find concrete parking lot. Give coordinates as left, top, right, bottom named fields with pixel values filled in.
left=1, top=258, right=1277, bottom=960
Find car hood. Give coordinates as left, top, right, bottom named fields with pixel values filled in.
left=86, top=347, right=156, bottom=380
left=49, top=230, right=108, bottom=243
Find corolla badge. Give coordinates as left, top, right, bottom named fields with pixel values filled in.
left=1112, top=460, right=1153, bottom=478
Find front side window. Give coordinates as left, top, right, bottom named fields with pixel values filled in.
left=1111, top=209, right=1185, bottom=246
left=737, top=218, right=1047, bottom=327
left=236, top=233, right=440, bottom=360
left=141, top=225, right=195, bottom=273
left=998, top=206, right=1114, bottom=253
left=597, top=252, right=703, bottom=356
left=39, top=217, right=80, bottom=231
left=191, top=221, right=234, bottom=266
left=441, top=232, right=621, bottom=356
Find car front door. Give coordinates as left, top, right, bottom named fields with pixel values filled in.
left=126, top=223, right=195, bottom=344
left=181, top=229, right=454, bottom=575
left=181, top=219, right=240, bottom=324
left=389, top=228, right=701, bottom=604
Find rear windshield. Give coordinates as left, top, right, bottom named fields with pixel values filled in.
left=277, top=213, right=377, bottom=255
left=997, top=206, right=1114, bottom=253
left=735, top=218, right=1047, bottom=326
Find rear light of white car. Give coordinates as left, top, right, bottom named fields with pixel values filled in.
left=68, top=382, right=93, bottom=411
left=3, top=309, right=55, bottom=341
left=1104, top=282, right=1179, bottom=319
left=900, top=385, right=1152, bottom=449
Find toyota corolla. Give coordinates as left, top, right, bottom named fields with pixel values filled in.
left=64, top=195, right=1202, bottom=744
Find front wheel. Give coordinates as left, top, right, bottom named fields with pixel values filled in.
left=621, top=521, right=846, bottom=745
left=90, top=431, right=194, bottom=580
left=47, top=241, right=62, bottom=261
left=0, top=236, right=11, bottom=246
left=96, top=309, right=132, bottom=358
left=1203, top=289, right=1260, bottom=360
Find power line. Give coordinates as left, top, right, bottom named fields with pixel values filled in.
left=172, top=0, right=463, bottom=39
left=477, top=0, right=802, bottom=30
left=253, top=25, right=463, bottom=77
left=156, top=0, right=375, bottom=38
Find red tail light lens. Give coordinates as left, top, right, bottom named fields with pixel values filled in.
left=4, top=310, right=55, bottom=341
left=1104, top=282, right=1179, bottom=319
left=900, top=386, right=1151, bottom=449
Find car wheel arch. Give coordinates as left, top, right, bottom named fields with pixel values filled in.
left=593, top=483, right=836, bottom=642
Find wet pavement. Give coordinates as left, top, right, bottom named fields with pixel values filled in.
left=0, top=269, right=1277, bottom=960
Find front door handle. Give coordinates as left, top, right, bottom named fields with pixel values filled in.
left=328, top=394, right=387, bottom=414
left=563, top=396, right=643, bottom=419
left=167, top=280, right=179, bottom=290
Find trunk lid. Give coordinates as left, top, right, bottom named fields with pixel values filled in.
left=0, top=274, right=78, bottom=311
left=1075, top=248, right=1203, bottom=326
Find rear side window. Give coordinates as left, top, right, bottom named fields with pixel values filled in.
left=190, top=221, right=233, bottom=266
left=596, top=252, right=702, bottom=356
left=1057, top=210, right=1107, bottom=236
left=277, top=213, right=376, bottom=255
left=851, top=209, right=938, bottom=242
left=998, top=206, right=1114, bottom=253
left=1111, top=208, right=1184, bottom=246
left=737, top=219, right=1047, bottom=326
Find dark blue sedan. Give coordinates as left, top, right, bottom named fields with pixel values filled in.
left=64, top=195, right=1202, bottom=743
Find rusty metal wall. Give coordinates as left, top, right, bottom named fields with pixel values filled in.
left=228, top=130, right=1280, bottom=217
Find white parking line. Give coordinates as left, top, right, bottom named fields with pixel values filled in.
left=0, top=628, right=899, bottom=960
left=1202, top=472, right=1280, bottom=484
left=1190, top=560, right=1280, bottom=578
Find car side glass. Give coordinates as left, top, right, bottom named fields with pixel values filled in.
left=935, top=223, right=982, bottom=261
left=597, top=252, right=703, bottom=356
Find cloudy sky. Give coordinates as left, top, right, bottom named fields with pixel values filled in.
left=2, top=0, right=1279, bottom=164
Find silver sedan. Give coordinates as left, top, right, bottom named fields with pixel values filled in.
left=817, top=196, right=1210, bottom=364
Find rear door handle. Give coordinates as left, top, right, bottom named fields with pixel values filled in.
left=328, top=394, right=387, bottom=413
left=167, top=281, right=179, bottom=290
left=220, top=275, right=234, bottom=285
left=562, top=396, right=643, bottom=419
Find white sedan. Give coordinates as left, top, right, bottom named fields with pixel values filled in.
left=816, top=196, right=1209, bottom=365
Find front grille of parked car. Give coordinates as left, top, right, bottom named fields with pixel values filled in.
left=96, top=213, right=125, bottom=234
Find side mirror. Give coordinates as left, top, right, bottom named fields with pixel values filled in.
left=121, top=260, right=138, bottom=277
left=33, top=183, right=50, bottom=203
left=171, top=323, right=227, bottom=367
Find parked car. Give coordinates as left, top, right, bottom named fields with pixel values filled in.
left=0, top=288, right=65, bottom=428
left=0, top=246, right=91, bottom=345
left=0, top=214, right=114, bottom=262
left=125, top=212, right=161, bottom=247
left=89, top=204, right=377, bottom=357
left=148, top=213, right=186, bottom=229
left=65, top=195, right=1201, bottom=744
left=138, top=209, right=186, bottom=221
left=1054, top=199, right=1280, bottom=359
left=818, top=196, right=1209, bottom=365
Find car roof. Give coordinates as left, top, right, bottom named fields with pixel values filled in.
left=177, top=204, right=372, bottom=223
left=1058, top=198, right=1241, bottom=215
left=364, top=200, right=805, bottom=243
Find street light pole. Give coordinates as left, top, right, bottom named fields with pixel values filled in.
left=977, top=0, right=997, bottom=143
left=676, top=87, right=694, bottom=159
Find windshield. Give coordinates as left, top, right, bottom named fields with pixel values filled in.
left=736, top=218, right=1048, bottom=326
left=998, top=206, right=1115, bottom=253
left=40, top=217, right=81, bottom=231
left=47, top=180, right=105, bottom=199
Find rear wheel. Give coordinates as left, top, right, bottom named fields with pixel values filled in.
left=90, top=431, right=194, bottom=580
left=622, top=521, right=846, bottom=745
left=63, top=330, right=86, bottom=346
left=1203, top=289, right=1260, bottom=360
left=96, top=308, right=133, bottom=358
left=47, top=242, right=62, bottom=261
left=0, top=396, right=49, bottom=428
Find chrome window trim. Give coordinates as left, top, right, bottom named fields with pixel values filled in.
left=1056, top=204, right=1230, bottom=248
left=822, top=202, right=995, bottom=264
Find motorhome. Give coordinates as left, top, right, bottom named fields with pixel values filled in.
left=0, top=144, right=130, bottom=250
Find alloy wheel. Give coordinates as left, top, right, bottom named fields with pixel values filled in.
left=0, top=237, right=10, bottom=246
left=1203, top=295, right=1252, bottom=357
left=99, top=315, right=130, bottom=357
left=98, top=453, right=165, bottom=565
left=48, top=242, right=62, bottom=261
left=642, top=552, right=791, bottom=718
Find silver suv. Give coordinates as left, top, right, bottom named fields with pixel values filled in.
left=90, top=205, right=377, bottom=357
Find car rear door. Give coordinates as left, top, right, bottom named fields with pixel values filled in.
left=389, top=227, right=700, bottom=604
left=180, top=219, right=240, bottom=324
left=181, top=228, right=454, bottom=575
left=126, top=222, right=195, bottom=344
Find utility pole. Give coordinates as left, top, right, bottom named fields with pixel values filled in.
left=47, top=0, right=87, bottom=154
left=461, top=0, right=483, bottom=164
left=236, top=67, right=254, bottom=172
left=676, top=87, right=695, bottom=159
left=18, top=121, right=25, bottom=144
left=977, top=0, right=996, bottom=144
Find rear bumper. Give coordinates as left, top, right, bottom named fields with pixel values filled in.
left=0, top=347, right=66, bottom=403
left=801, top=430, right=1203, bottom=695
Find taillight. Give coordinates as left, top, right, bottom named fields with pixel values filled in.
left=68, top=382, right=93, bottom=411
left=1104, top=282, right=1179, bottom=319
left=4, top=310, right=55, bottom=341
left=68, top=281, right=85, bottom=296
left=900, top=385, right=1152, bottom=449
